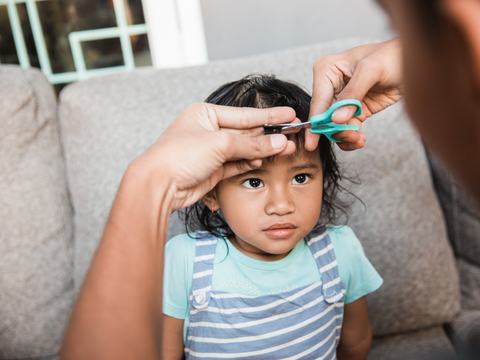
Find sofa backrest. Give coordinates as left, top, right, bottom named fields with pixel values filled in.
left=58, top=39, right=460, bottom=337
left=0, top=66, right=74, bottom=358
left=428, top=151, right=480, bottom=311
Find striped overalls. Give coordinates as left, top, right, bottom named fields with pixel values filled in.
left=185, top=226, right=345, bottom=359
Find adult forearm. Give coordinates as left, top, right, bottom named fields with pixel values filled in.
left=61, top=160, right=173, bottom=360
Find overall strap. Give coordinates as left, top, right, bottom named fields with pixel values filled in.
left=190, top=231, right=218, bottom=310
left=305, top=226, right=344, bottom=304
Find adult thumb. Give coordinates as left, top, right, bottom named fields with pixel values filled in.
left=330, top=62, right=379, bottom=124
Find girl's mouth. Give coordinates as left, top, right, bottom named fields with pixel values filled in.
left=264, top=223, right=297, bottom=238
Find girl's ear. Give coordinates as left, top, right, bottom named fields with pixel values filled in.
left=202, top=189, right=220, bottom=211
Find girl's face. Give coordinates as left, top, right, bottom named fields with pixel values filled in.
left=204, top=149, right=323, bottom=261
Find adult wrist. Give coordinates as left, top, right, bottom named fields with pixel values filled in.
left=127, top=157, right=174, bottom=203
left=118, top=158, right=175, bottom=245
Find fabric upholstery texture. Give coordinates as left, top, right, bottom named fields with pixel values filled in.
left=58, top=38, right=460, bottom=338
left=448, top=310, right=480, bottom=356
left=368, top=326, right=455, bottom=360
left=0, top=66, right=74, bottom=358
left=428, top=151, right=480, bottom=310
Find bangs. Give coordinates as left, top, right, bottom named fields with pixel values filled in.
left=205, top=74, right=312, bottom=164
left=265, top=129, right=309, bottom=164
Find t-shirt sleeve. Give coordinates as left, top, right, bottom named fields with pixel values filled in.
left=329, top=226, right=383, bottom=304
left=163, top=234, right=195, bottom=319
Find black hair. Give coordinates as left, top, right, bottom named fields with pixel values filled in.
left=180, top=74, right=354, bottom=238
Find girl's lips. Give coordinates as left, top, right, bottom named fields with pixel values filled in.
left=264, top=223, right=296, bottom=231
left=264, top=223, right=297, bottom=238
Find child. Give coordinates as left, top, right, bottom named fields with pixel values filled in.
left=162, top=75, right=383, bottom=360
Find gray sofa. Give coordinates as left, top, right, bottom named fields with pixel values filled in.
left=1, top=39, right=479, bottom=360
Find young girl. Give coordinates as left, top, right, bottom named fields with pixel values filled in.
left=162, top=75, right=383, bottom=360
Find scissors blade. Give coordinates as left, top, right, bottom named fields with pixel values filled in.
left=263, top=122, right=312, bottom=135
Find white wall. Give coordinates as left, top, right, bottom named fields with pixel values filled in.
left=200, top=0, right=393, bottom=60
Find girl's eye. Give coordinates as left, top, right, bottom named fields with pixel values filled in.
left=292, top=174, right=309, bottom=185
left=242, top=179, right=264, bottom=189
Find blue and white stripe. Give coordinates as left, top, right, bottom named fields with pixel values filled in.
left=185, top=227, right=345, bottom=359
left=190, top=235, right=217, bottom=310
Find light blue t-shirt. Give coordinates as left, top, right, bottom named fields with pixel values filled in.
left=163, top=225, right=383, bottom=342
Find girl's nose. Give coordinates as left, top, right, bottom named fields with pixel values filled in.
left=264, top=187, right=295, bottom=216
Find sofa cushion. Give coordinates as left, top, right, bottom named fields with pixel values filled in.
left=448, top=310, right=480, bottom=357
left=58, top=38, right=460, bottom=337
left=368, top=326, right=455, bottom=360
left=0, top=66, right=74, bottom=358
left=427, top=151, right=480, bottom=310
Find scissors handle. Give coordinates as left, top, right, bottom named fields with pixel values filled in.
left=310, top=124, right=359, bottom=142
left=310, top=99, right=362, bottom=126
left=309, top=99, right=362, bottom=142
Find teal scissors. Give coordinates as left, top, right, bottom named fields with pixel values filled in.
left=263, top=99, right=362, bottom=142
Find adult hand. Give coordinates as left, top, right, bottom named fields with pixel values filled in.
left=306, top=39, right=404, bottom=151
left=134, top=103, right=297, bottom=212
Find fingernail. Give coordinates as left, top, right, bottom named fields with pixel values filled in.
left=332, top=107, right=353, bottom=122
left=270, top=135, right=287, bottom=150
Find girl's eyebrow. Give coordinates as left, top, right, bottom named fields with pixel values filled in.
left=234, top=162, right=320, bottom=179
left=231, top=168, right=266, bottom=180
left=243, top=168, right=267, bottom=175
left=290, top=163, right=321, bottom=172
